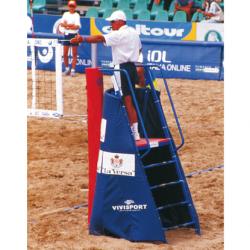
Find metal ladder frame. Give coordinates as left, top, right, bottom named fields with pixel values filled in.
left=101, top=65, right=201, bottom=234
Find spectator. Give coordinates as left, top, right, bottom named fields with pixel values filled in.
left=71, top=10, right=142, bottom=140
left=198, top=0, right=224, bottom=23
left=60, top=1, right=81, bottom=77
left=174, top=0, right=194, bottom=21
left=202, top=0, right=212, bottom=12
left=149, top=0, right=172, bottom=11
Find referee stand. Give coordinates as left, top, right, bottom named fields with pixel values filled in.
left=86, top=64, right=200, bottom=243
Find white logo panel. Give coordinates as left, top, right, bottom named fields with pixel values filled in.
left=102, top=151, right=135, bottom=177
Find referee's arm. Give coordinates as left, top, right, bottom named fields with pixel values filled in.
left=71, top=34, right=105, bottom=44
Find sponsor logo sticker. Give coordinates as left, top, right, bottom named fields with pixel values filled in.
left=195, top=65, right=219, bottom=74
left=102, top=151, right=135, bottom=176
left=149, top=141, right=159, bottom=148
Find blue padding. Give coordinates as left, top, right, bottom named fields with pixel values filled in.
left=89, top=89, right=166, bottom=243
left=100, top=89, right=135, bottom=153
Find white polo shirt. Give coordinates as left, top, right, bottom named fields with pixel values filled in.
left=103, top=25, right=142, bottom=65
left=61, top=11, right=81, bottom=34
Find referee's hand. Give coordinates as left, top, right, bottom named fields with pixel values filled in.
left=70, top=34, right=84, bottom=44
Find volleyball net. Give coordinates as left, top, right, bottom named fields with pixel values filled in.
left=27, top=37, right=63, bottom=118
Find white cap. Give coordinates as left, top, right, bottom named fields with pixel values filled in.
left=106, top=10, right=127, bottom=22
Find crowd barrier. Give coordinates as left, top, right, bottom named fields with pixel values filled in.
left=27, top=14, right=224, bottom=80
left=97, top=39, right=224, bottom=80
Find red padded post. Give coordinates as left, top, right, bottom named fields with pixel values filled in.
left=86, top=67, right=103, bottom=224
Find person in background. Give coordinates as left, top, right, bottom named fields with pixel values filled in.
left=149, top=0, right=172, bottom=11
left=202, top=0, right=211, bottom=12
left=198, top=0, right=224, bottom=23
left=71, top=10, right=142, bottom=141
left=60, top=0, right=81, bottom=77
left=174, top=0, right=194, bottom=21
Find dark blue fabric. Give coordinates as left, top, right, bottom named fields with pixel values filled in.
left=89, top=89, right=166, bottom=242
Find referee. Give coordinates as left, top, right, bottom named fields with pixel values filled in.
left=71, top=10, right=141, bottom=140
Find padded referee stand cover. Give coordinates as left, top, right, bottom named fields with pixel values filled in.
left=89, top=89, right=166, bottom=243
left=86, top=67, right=103, bottom=223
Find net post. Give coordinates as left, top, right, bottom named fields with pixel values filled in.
left=86, top=67, right=103, bottom=224
left=30, top=41, right=36, bottom=110
left=27, top=36, right=63, bottom=118
left=91, top=44, right=97, bottom=68
left=55, top=42, right=63, bottom=115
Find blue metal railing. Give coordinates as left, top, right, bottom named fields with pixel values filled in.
left=139, top=63, right=185, bottom=151
left=101, top=62, right=185, bottom=154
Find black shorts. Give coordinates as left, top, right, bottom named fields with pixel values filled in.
left=63, top=33, right=79, bottom=46
left=119, top=62, right=139, bottom=97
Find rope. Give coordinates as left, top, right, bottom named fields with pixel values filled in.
left=37, top=203, right=88, bottom=218
left=63, top=203, right=88, bottom=212
left=33, top=165, right=223, bottom=219
left=185, top=165, right=224, bottom=178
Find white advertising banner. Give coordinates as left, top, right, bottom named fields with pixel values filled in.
left=196, top=23, right=224, bottom=42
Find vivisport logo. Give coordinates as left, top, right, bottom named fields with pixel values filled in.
left=110, top=154, right=123, bottom=168
left=112, top=200, right=147, bottom=212
left=204, top=30, right=222, bottom=42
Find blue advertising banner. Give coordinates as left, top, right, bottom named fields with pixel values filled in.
left=92, top=18, right=196, bottom=40
left=28, top=15, right=224, bottom=80
left=31, top=15, right=195, bottom=40
left=33, top=14, right=90, bottom=35
left=27, top=38, right=58, bottom=70
left=142, top=40, right=224, bottom=80
left=96, top=40, right=224, bottom=80
left=29, top=15, right=92, bottom=72
left=27, top=39, right=92, bottom=72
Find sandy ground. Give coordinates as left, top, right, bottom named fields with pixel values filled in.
left=28, top=72, right=224, bottom=249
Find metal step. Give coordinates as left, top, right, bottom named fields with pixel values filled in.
left=163, top=221, right=195, bottom=231
left=150, top=180, right=184, bottom=190
left=136, top=138, right=171, bottom=151
left=157, top=201, right=190, bottom=211
left=144, top=159, right=176, bottom=169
